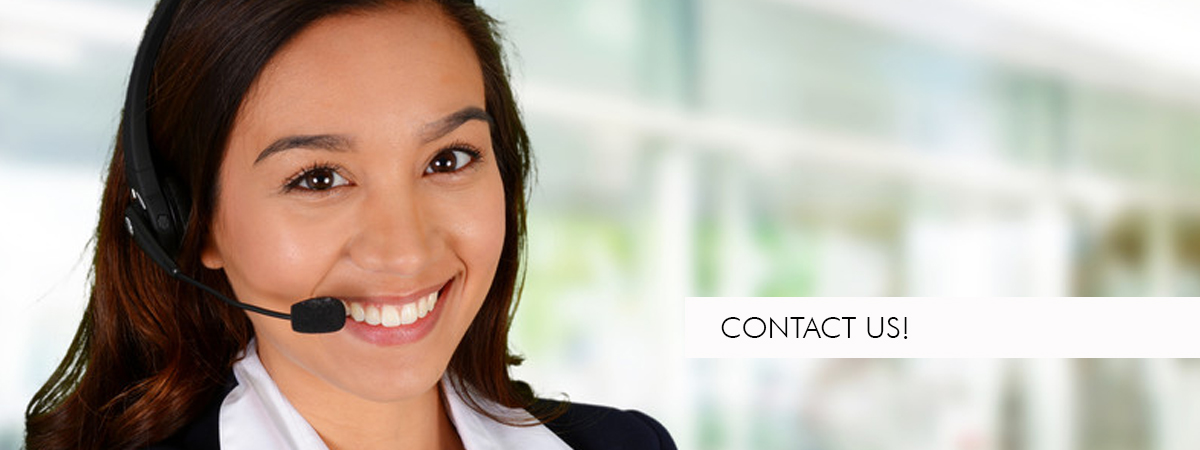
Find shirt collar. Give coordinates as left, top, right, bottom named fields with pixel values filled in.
left=220, top=341, right=570, bottom=450
left=441, top=376, right=571, bottom=450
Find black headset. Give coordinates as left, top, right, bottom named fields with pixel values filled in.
left=122, top=0, right=189, bottom=272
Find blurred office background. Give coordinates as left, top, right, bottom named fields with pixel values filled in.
left=3, top=0, right=1199, bottom=448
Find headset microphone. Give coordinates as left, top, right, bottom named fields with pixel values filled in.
left=121, top=0, right=345, bottom=334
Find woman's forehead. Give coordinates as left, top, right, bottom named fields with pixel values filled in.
left=233, top=3, right=485, bottom=145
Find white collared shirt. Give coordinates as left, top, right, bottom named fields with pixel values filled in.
left=219, top=342, right=570, bottom=450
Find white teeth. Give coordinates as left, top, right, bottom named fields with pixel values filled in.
left=364, top=305, right=381, bottom=326
left=421, top=291, right=438, bottom=318
left=400, top=303, right=417, bottom=325
left=381, top=305, right=401, bottom=327
left=417, top=296, right=430, bottom=319
left=345, top=289, right=441, bottom=327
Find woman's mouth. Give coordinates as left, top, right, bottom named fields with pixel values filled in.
left=344, top=289, right=439, bottom=328
left=337, top=278, right=453, bottom=346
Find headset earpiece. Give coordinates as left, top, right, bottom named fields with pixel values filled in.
left=124, top=204, right=181, bottom=275
left=159, top=176, right=191, bottom=256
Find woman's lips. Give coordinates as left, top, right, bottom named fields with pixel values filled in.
left=338, top=279, right=452, bottom=346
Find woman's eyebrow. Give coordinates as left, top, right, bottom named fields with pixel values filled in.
left=420, top=106, right=492, bottom=144
left=254, top=134, right=352, bottom=164
left=252, top=107, right=488, bottom=165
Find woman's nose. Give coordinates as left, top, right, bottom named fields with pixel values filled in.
left=346, top=186, right=435, bottom=276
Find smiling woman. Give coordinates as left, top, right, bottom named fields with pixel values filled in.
left=22, top=1, right=675, bottom=449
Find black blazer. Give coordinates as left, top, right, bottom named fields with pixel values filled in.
left=147, top=386, right=676, bottom=450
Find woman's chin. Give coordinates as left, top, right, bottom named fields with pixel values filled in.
left=329, top=362, right=446, bottom=404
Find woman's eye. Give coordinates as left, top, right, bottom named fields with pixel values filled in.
left=425, top=148, right=479, bottom=174
left=288, top=166, right=349, bottom=192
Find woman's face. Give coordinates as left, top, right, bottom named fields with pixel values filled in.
left=201, top=3, right=504, bottom=404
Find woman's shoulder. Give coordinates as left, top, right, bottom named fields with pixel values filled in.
left=141, top=381, right=229, bottom=450
left=535, top=399, right=677, bottom=450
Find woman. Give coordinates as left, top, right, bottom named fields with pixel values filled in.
left=24, top=0, right=676, bottom=448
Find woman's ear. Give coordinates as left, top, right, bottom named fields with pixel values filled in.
left=200, top=235, right=224, bottom=269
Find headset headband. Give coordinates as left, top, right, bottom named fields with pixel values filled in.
left=123, top=0, right=185, bottom=257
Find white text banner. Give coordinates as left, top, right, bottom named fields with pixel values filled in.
left=684, top=297, right=1200, bottom=358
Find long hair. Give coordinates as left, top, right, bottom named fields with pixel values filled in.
left=24, top=1, right=535, bottom=448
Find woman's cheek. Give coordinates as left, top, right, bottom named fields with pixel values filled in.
left=221, top=203, right=342, bottom=306
left=465, top=178, right=507, bottom=282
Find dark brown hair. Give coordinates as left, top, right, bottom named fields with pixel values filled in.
left=24, top=0, right=536, bottom=448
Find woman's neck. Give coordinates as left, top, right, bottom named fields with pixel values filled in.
left=310, top=392, right=463, bottom=450
left=256, top=346, right=465, bottom=450
left=304, top=386, right=463, bottom=450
